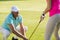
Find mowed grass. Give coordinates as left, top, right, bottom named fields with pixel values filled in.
left=0, top=1, right=56, bottom=40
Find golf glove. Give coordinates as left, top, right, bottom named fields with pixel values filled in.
left=40, top=13, right=45, bottom=21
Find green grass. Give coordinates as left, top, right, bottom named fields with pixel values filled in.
left=0, top=0, right=27, bottom=1
left=0, top=1, right=56, bottom=40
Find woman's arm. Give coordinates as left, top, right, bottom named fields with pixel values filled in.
left=43, top=0, right=51, bottom=15
left=40, top=0, right=51, bottom=21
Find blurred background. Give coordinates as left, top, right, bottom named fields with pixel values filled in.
left=0, top=0, right=55, bottom=40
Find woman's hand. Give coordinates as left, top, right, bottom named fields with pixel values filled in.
left=40, top=13, right=45, bottom=21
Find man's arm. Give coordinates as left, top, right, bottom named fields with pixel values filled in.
left=9, top=24, right=28, bottom=40
left=20, top=23, right=25, bottom=36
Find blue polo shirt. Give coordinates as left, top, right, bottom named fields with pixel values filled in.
left=2, top=13, right=22, bottom=31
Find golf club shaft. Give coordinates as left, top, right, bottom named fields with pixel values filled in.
left=29, top=20, right=42, bottom=40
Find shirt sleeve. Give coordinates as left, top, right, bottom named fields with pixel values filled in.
left=6, top=18, right=13, bottom=24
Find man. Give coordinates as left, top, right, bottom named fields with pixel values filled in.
left=0, top=6, right=28, bottom=40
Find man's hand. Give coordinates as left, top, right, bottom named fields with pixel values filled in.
left=23, top=37, right=28, bottom=40
left=40, top=13, right=45, bottom=21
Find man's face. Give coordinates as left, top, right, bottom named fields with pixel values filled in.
left=12, top=12, right=19, bottom=17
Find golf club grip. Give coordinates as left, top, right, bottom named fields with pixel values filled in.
left=29, top=20, right=41, bottom=40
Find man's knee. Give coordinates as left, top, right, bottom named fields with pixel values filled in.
left=16, top=26, right=28, bottom=32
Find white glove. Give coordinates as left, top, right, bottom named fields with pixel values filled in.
left=40, top=13, right=45, bottom=21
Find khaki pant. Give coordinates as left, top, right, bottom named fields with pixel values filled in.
left=45, top=14, right=60, bottom=40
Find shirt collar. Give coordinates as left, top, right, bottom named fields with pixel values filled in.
left=10, top=13, right=19, bottom=20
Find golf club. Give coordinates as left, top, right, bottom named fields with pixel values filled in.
left=29, top=19, right=42, bottom=40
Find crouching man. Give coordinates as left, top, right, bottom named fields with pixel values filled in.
left=0, top=6, right=28, bottom=40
